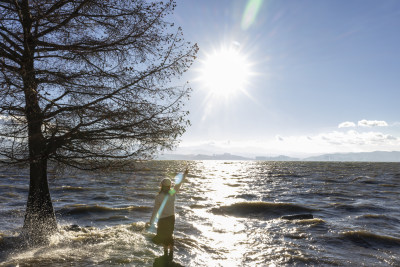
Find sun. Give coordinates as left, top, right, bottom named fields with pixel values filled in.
left=199, top=47, right=251, bottom=98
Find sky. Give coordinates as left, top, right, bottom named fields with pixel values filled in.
left=168, top=0, right=400, bottom=158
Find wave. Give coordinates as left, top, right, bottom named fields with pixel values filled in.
left=60, top=185, right=86, bottom=191
left=380, top=184, right=397, bottom=187
left=273, top=173, right=304, bottom=178
left=353, top=176, right=380, bottom=184
left=294, top=218, right=326, bottom=225
left=191, top=196, right=207, bottom=201
left=211, top=202, right=315, bottom=218
left=0, top=186, right=28, bottom=194
left=133, top=193, right=154, bottom=199
left=356, top=214, right=400, bottom=223
left=341, top=230, right=400, bottom=248
left=58, top=205, right=152, bottom=216
left=225, top=183, right=241, bottom=187
left=281, top=214, right=314, bottom=220
left=332, top=203, right=387, bottom=213
left=95, top=215, right=130, bottom=221
left=189, top=204, right=206, bottom=209
left=233, top=193, right=257, bottom=200
left=0, top=208, right=24, bottom=218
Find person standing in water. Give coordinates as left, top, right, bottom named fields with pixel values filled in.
left=148, top=169, right=188, bottom=261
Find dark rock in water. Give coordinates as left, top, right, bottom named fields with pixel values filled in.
left=153, top=255, right=184, bottom=267
left=281, top=214, right=314, bottom=220
left=65, top=224, right=82, bottom=232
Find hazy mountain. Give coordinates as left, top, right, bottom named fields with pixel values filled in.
left=254, top=155, right=300, bottom=161
left=303, top=151, right=400, bottom=162
left=157, top=153, right=251, bottom=160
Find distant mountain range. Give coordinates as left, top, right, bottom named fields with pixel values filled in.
left=157, top=151, right=400, bottom=162
left=157, top=153, right=251, bottom=161
left=303, top=151, right=400, bottom=162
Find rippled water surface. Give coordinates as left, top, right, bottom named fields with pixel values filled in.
left=1, top=161, right=400, bottom=266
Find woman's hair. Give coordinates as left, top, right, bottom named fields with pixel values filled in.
left=159, top=185, right=171, bottom=194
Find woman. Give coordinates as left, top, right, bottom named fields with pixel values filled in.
left=148, top=169, right=188, bottom=260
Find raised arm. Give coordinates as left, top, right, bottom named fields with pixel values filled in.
left=173, top=169, right=188, bottom=193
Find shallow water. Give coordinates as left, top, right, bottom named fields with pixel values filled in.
left=1, top=161, right=400, bottom=266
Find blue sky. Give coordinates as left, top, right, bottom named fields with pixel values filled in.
left=170, top=0, right=400, bottom=157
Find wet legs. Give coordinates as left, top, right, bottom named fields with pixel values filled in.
left=163, top=245, right=173, bottom=261
left=168, top=244, right=173, bottom=260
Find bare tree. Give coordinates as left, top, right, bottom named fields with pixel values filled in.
left=0, top=0, right=197, bottom=243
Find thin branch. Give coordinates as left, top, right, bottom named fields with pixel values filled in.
left=35, top=0, right=88, bottom=39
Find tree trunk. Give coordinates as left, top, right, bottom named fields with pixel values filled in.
left=22, top=95, right=58, bottom=243
left=19, top=0, right=57, bottom=244
left=23, top=157, right=57, bottom=244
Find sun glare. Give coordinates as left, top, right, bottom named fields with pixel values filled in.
left=199, top=47, right=251, bottom=98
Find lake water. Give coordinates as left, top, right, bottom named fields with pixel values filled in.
left=1, top=161, right=400, bottom=266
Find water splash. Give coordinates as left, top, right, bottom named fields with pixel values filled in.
left=0, top=223, right=152, bottom=266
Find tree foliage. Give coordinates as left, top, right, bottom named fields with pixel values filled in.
left=0, top=0, right=198, bottom=170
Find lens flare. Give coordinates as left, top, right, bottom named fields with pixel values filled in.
left=241, top=0, right=263, bottom=30
left=174, top=172, right=184, bottom=185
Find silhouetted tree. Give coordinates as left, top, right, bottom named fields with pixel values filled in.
left=0, top=0, right=197, bottom=243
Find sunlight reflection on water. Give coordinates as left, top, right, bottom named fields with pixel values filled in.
left=1, top=161, right=400, bottom=266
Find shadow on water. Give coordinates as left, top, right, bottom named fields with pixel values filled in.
left=153, top=255, right=184, bottom=267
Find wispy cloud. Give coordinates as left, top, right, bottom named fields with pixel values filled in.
left=318, top=130, right=397, bottom=145
left=358, top=119, right=388, bottom=127
left=338, top=119, right=389, bottom=128
left=338, top=121, right=356, bottom=128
